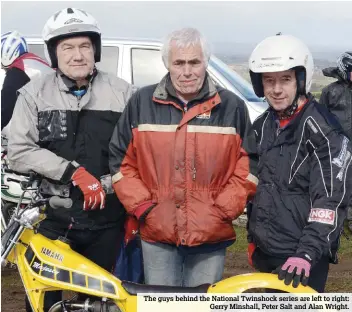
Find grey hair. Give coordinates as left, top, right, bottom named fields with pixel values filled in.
left=161, top=27, right=211, bottom=69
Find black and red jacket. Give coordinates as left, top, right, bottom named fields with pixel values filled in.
left=109, top=74, right=258, bottom=246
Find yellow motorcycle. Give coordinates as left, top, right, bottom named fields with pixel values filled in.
left=1, top=175, right=316, bottom=312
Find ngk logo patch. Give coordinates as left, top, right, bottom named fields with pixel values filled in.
left=308, top=208, right=335, bottom=225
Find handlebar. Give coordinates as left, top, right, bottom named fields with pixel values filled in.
left=30, top=196, right=72, bottom=210
left=2, top=169, right=42, bottom=189
left=2, top=169, right=42, bottom=181
left=49, top=196, right=72, bottom=209
left=2, top=168, right=32, bottom=177
left=6, top=177, right=21, bottom=183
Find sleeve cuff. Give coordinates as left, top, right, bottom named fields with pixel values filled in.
left=134, top=201, right=154, bottom=220
left=60, top=161, right=80, bottom=184
left=293, top=252, right=314, bottom=265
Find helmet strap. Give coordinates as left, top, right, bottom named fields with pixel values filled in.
left=275, top=91, right=300, bottom=120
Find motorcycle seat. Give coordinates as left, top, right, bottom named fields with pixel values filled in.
left=121, top=281, right=210, bottom=295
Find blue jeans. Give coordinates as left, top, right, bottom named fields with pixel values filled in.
left=141, top=240, right=226, bottom=287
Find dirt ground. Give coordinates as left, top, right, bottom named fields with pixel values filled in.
left=1, top=251, right=351, bottom=312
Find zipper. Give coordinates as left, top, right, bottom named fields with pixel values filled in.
left=77, top=95, right=82, bottom=109
left=182, top=102, right=196, bottom=180
left=276, top=127, right=281, bottom=137
left=72, top=95, right=82, bottom=138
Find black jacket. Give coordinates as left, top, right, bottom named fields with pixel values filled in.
left=1, top=67, right=30, bottom=130
left=320, top=67, right=352, bottom=140
left=248, top=95, right=352, bottom=265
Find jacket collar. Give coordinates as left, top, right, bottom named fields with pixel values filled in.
left=268, top=94, right=316, bottom=133
left=57, top=67, right=98, bottom=92
left=153, top=72, right=218, bottom=104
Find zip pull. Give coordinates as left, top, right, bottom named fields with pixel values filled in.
left=280, top=145, right=283, bottom=156
left=192, top=159, right=196, bottom=181
left=184, top=106, right=188, bottom=112
left=64, top=217, right=75, bottom=240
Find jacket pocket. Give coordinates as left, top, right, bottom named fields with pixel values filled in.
left=274, top=192, right=308, bottom=238
left=213, top=202, right=231, bottom=221
left=38, top=110, right=68, bottom=142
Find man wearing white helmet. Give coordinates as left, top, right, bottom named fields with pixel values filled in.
left=246, top=34, right=352, bottom=292
left=7, top=8, right=133, bottom=311
left=1, top=30, right=53, bottom=130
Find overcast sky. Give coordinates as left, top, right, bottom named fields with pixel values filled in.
left=1, top=1, right=351, bottom=57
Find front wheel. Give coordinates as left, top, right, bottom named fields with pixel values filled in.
left=1, top=201, right=16, bottom=228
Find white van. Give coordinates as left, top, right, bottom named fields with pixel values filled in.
left=26, top=37, right=267, bottom=122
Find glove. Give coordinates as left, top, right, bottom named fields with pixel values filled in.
left=133, top=201, right=157, bottom=222
left=72, top=167, right=106, bottom=211
left=273, top=256, right=312, bottom=288
left=247, top=243, right=256, bottom=268
left=124, top=215, right=139, bottom=245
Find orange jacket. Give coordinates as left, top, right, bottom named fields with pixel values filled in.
left=110, top=74, right=258, bottom=246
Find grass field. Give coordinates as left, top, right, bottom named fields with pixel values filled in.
left=230, top=226, right=352, bottom=258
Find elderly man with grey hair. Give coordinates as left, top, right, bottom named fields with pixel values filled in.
left=109, top=28, right=258, bottom=286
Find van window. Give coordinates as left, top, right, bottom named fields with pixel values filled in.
left=28, top=44, right=45, bottom=60
left=209, top=56, right=262, bottom=102
left=131, top=48, right=167, bottom=87
left=96, top=46, right=119, bottom=74
left=28, top=44, right=119, bottom=75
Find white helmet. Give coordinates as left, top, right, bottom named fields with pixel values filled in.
left=42, top=8, right=101, bottom=68
left=1, top=31, right=28, bottom=68
left=249, top=34, right=314, bottom=98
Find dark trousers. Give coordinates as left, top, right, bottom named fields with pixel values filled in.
left=25, top=224, right=123, bottom=312
left=252, top=248, right=330, bottom=293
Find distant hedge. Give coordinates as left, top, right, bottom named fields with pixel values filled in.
left=311, top=91, right=322, bottom=100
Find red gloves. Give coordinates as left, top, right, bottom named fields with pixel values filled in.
left=273, top=256, right=312, bottom=288
left=247, top=242, right=256, bottom=268
left=72, top=167, right=106, bottom=210
left=124, top=215, right=139, bottom=245
left=122, top=201, right=157, bottom=245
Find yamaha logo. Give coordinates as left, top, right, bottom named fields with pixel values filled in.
left=41, top=247, right=64, bottom=262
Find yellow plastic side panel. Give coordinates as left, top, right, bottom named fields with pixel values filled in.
left=16, top=252, right=49, bottom=312
left=122, top=296, right=138, bottom=312
left=18, top=230, right=130, bottom=300
left=208, top=273, right=317, bottom=293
